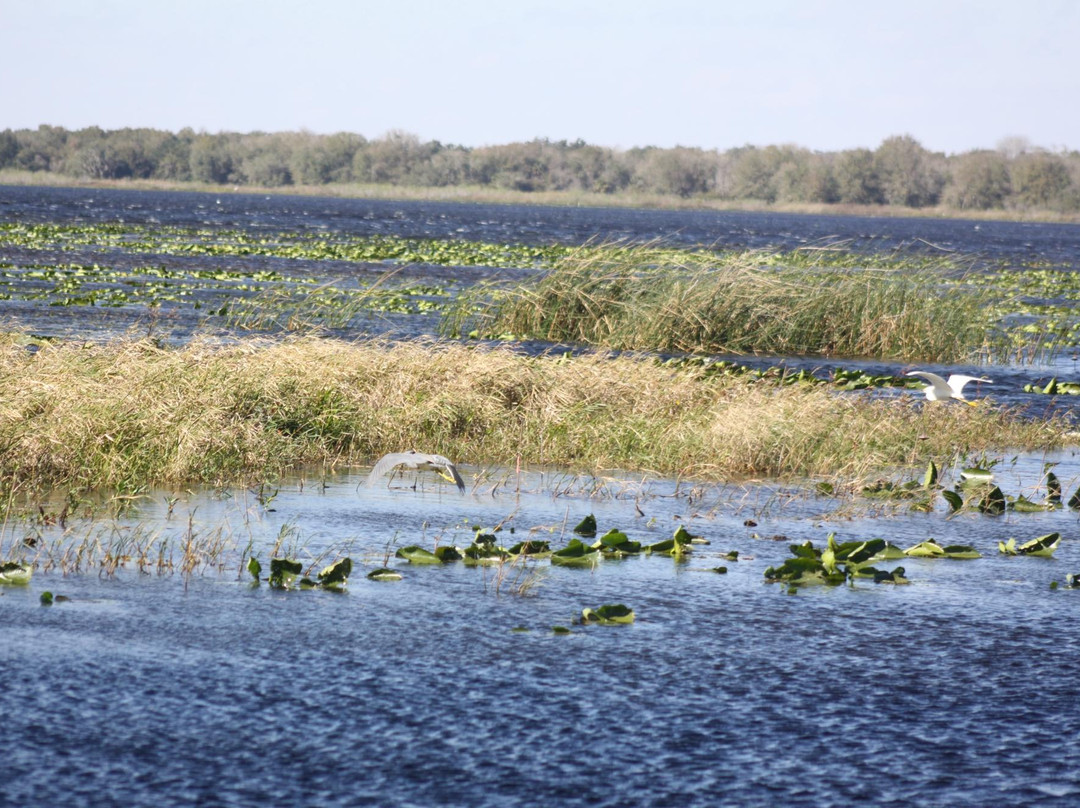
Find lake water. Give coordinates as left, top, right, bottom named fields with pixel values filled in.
left=3, top=185, right=1080, bottom=807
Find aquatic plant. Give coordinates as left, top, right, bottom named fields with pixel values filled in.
left=268, top=557, right=303, bottom=588
left=998, top=533, right=1061, bottom=557
left=581, top=604, right=635, bottom=624
left=0, top=560, right=32, bottom=584
left=0, top=335, right=1070, bottom=496
left=764, top=534, right=909, bottom=586
left=550, top=538, right=599, bottom=567
left=902, top=540, right=980, bottom=559
left=447, top=242, right=1002, bottom=362
left=395, top=545, right=442, bottom=564
left=367, top=567, right=403, bottom=581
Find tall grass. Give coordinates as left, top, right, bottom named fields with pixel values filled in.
left=446, top=244, right=999, bottom=362
left=0, top=335, right=1067, bottom=495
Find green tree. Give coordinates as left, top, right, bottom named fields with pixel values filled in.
left=833, top=149, right=882, bottom=204
left=0, top=130, right=20, bottom=168
left=1010, top=152, right=1072, bottom=209
left=944, top=150, right=1011, bottom=209
left=873, top=135, right=944, bottom=207
left=189, top=133, right=241, bottom=183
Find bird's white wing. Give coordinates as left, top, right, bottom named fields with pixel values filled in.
left=366, top=452, right=415, bottom=487
left=906, top=371, right=952, bottom=399
left=946, top=375, right=992, bottom=395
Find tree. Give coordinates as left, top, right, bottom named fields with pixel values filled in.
left=1011, top=152, right=1072, bottom=209
left=638, top=147, right=717, bottom=197
left=189, top=133, right=241, bottom=183
left=833, top=149, right=882, bottom=204
left=873, top=135, right=944, bottom=207
left=0, top=130, right=19, bottom=168
left=944, top=150, right=1011, bottom=209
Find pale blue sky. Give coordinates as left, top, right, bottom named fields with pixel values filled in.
left=2, top=0, right=1077, bottom=155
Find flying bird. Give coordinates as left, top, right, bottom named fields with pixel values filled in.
left=906, top=371, right=992, bottom=405
left=366, top=450, right=466, bottom=492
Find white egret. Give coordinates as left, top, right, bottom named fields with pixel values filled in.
left=366, top=450, right=466, bottom=492
left=906, top=371, right=992, bottom=405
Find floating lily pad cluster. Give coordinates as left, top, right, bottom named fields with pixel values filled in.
left=657, top=356, right=920, bottom=391
left=764, top=534, right=910, bottom=587
left=390, top=519, right=704, bottom=572
left=998, top=533, right=1061, bottom=557
left=858, top=460, right=1080, bottom=515
left=247, top=555, right=353, bottom=591
left=1023, top=378, right=1080, bottom=396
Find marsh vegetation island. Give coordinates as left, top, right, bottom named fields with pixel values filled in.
left=3, top=162, right=1080, bottom=807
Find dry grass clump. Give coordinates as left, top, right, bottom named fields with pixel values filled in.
left=448, top=245, right=997, bottom=363
left=0, top=334, right=1068, bottom=493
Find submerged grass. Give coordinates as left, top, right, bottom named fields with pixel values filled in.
left=445, top=243, right=1003, bottom=363
left=0, top=335, right=1069, bottom=497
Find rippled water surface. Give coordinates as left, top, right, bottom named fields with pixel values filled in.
left=4, top=460, right=1080, bottom=807
left=3, top=186, right=1080, bottom=806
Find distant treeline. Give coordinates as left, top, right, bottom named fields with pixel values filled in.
left=2, top=125, right=1078, bottom=212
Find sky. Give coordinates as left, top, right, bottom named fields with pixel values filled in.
left=2, top=0, right=1078, bottom=155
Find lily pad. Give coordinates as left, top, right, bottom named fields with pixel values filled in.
left=582, top=604, right=635, bottom=624
left=367, top=567, right=403, bottom=581
left=573, top=514, right=597, bottom=538
left=268, top=557, right=303, bottom=588
left=395, top=545, right=442, bottom=564
left=903, top=540, right=980, bottom=559
left=550, top=539, right=599, bottom=567
left=998, top=533, right=1061, bottom=557
left=0, top=561, right=32, bottom=585
left=317, top=557, right=352, bottom=589
left=506, top=540, right=551, bottom=556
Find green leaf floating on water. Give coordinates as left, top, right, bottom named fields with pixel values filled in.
left=395, top=545, right=442, bottom=564
left=923, top=460, right=939, bottom=489
left=998, top=533, right=1061, bottom=557
left=1009, top=494, right=1053, bottom=513
left=942, top=490, right=964, bottom=512
left=247, top=556, right=262, bottom=582
left=434, top=545, right=463, bottom=562
left=367, top=567, right=403, bottom=581
left=582, top=604, right=635, bottom=624
left=978, top=485, right=1006, bottom=515
left=1046, top=468, right=1063, bottom=504
left=551, top=539, right=599, bottom=567
left=594, top=529, right=641, bottom=556
left=269, top=557, right=303, bottom=588
left=573, top=514, right=597, bottom=538
left=1068, top=486, right=1080, bottom=511
left=763, top=555, right=847, bottom=586
left=0, top=561, right=32, bottom=585
left=318, top=557, right=352, bottom=589
left=506, top=540, right=551, bottom=556
left=903, top=540, right=980, bottom=559
left=463, top=541, right=509, bottom=564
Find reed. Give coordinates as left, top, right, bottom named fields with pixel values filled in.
left=448, top=244, right=999, bottom=362
left=0, top=334, right=1068, bottom=496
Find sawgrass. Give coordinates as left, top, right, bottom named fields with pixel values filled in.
left=447, top=244, right=1001, bottom=362
left=0, top=335, right=1068, bottom=495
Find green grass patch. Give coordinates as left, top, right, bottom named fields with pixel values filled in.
left=446, top=243, right=1005, bottom=362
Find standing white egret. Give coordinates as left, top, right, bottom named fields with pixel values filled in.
left=366, top=450, right=467, bottom=492
left=906, top=371, right=992, bottom=405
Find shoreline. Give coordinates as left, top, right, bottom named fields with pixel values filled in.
left=3, top=170, right=1078, bottom=226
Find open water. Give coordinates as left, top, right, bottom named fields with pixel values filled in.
left=2, top=185, right=1080, bottom=806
